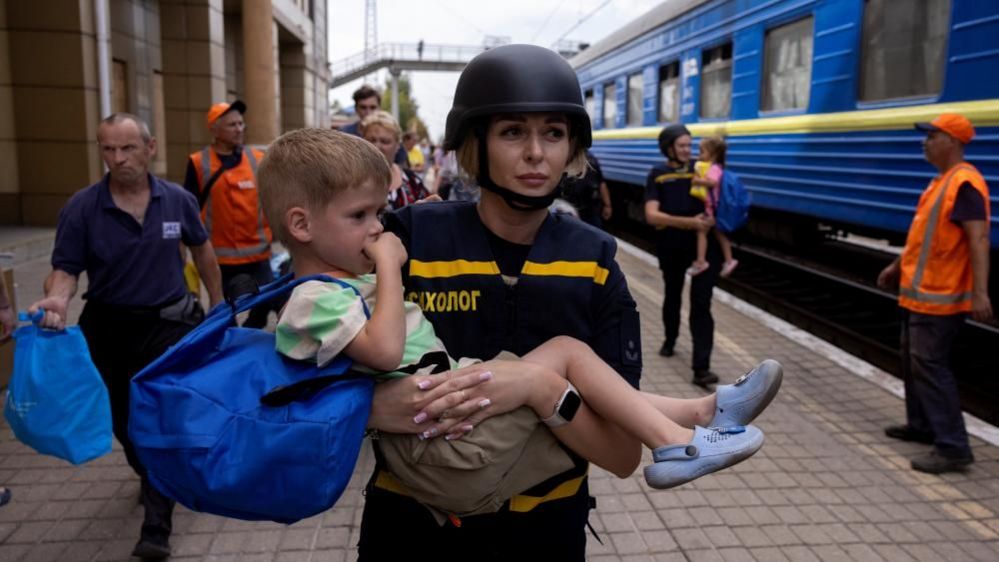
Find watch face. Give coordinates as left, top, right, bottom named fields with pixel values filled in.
left=559, top=389, right=582, bottom=422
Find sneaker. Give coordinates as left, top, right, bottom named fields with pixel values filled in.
left=0, top=487, right=10, bottom=507
left=692, top=369, right=719, bottom=387
left=884, top=424, right=934, bottom=445
left=911, top=450, right=974, bottom=474
left=132, top=532, right=171, bottom=560
left=710, top=359, right=783, bottom=427
left=686, top=261, right=710, bottom=276
left=720, top=259, right=739, bottom=278
left=644, top=425, right=765, bottom=489
left=659, top=341, right=675, bottom=357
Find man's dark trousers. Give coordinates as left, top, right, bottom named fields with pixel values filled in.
left=220, top=259, right=273, bottom=328
left=901, top=309, right=972, bottom=459
left=79, top=301, right=197, bottom=540
left=658, top=243, right=721, bottom=371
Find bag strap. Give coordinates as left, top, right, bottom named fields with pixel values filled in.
left=198, top=147, right=247, bottom=209
left=228, top=273, right=370, bottom=319
left=259, top=368, right=372, bottom=407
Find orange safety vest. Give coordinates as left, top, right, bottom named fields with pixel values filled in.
left=190, top=146, right=272, bottom=266
left=899, top=162, right=991, bottom=315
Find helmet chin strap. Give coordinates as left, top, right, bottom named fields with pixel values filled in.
left=475, top=130, right=561, bottom=212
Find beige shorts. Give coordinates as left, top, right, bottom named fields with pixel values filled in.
left=376, top=351, right=575, bottom=519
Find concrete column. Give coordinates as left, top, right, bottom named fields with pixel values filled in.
left=390, top=68, right=400, bottom=123
left=242, top=0, right=278, bottom=144
left=160, top=0, right=227, bottom=184
left=5, top=0, right=102, bottom=225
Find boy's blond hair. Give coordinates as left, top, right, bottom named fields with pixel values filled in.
left=359, top=110, right=402, bottom=142
left=258, top=128, right=391, bottom=244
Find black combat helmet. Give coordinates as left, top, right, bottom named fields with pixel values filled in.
left=657, top=123, right=691, bottom=158
left=443, top=44, right=592, bottom=151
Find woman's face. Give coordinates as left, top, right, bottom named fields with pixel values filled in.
left=363, top=124, right=399, bottom=161
left=485, top=112, right=570, bottom=196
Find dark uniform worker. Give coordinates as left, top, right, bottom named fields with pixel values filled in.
left=879, top=113, right=992, bottom=474
left=29, top=113, right=223, bottom=559
left=644, top=124, right=721, bottom=387
left=360, top=44, right=643, bottom=561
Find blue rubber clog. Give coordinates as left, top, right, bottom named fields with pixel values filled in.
left=644, top=425, right=765, bottom=489
left=710, top=359, right=783, bottom=428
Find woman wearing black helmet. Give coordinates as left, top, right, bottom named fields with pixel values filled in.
left=645, top=125, right=720, bottom=387
left=357, top=44, right=645, bottom=560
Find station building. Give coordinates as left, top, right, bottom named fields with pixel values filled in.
left=0, top=0, right=332, bottom=226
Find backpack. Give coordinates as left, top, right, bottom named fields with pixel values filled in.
left=715, top=169, right=751, bottom=233
left=129, top=274, right=374, bottom=524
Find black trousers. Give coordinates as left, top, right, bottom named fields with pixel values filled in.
left=658, top=243, right=721, bottom=372
left=78, top=301, right=197, bottom=539
left=220, top=259, right=274, bottom=328
left=358, top=476, right=593, bottom=561
left=901, top=309, right=972, bottom=458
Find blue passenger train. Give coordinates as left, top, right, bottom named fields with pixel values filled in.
left=571, top=0, right=999, bottom=247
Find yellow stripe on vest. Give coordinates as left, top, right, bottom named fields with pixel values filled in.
left=409, top=259, right=500, bottom=278
left=373, top=470, right=588, bottom=513
left=507, top=474, right=588, bottom=513
left=522, top=261, right=610, bottom=285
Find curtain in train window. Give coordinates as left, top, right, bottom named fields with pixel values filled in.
left=603, top=83, right=617, bottom=128
left=860, top=0, right=949, bottom=101
left=701, top=43, right=732, bottom=119
left=762, top=17, right=814, bottom=112
left=659, top=61, right=680, bottom=123
left=627, top=73, right=644, bottom=127
left=584, top=90, right=595, bottom=124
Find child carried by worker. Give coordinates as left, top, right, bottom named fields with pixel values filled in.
left=688, top=136, right=738, bottom=277
left=257, top=128, right=781, bottom=520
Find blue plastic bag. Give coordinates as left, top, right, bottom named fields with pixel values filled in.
left=4, top=312, right=112, bottom=465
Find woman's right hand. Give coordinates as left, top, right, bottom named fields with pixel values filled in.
left=690, top=214, right=714, bottom=232
left=368, top=366, right=496, bottom=436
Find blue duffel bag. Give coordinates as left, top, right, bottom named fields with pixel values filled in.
left=129, top=274, right=373, bottom=524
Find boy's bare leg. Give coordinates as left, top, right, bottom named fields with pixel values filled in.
left=716, top=229, right=734, bottom=262
left=640, top=392, right=715, bottom=428
left=521, top=336, right=696, bottom=450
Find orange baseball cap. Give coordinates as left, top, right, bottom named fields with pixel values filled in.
left=914, top=113, right=975, bottom=144
left=206, top=100, right=246, bottom=129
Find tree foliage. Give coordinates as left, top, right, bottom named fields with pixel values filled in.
left=381, top=73, right=429, bottom=140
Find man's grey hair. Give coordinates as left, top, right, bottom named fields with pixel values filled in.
left=98, top=112, right=153, bottom=144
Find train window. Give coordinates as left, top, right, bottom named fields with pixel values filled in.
left=859, top=0, right=949, bottom=101
left=658, top=61, right=680, bottom=122
left=584, top=90, right=595, bottom=123
left=762, top=17, right=813, bottom=112
left=627, top=72, right=643, bottom=127
left=603, top=82, right=617, bottom=128
left=700, top=43, right=732, bottom=119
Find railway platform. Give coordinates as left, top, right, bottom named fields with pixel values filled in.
left=0, top=229, right=997, bottom=561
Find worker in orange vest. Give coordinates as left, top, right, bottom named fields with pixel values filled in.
left=184, top=101, right=272, bottom=328
left=878, top=113, right=992, bottom=474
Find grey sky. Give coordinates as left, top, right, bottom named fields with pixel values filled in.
left=328, top=0, right=664, bottom=141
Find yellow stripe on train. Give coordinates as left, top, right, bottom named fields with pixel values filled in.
left=592, top=99, right=999, bottom=140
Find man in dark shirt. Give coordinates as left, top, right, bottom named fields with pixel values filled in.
left=29, top=113, right=222, bottom=559
left=340, top=84, right=409, bottom=166
left=644, top=124, right=720, bottom=387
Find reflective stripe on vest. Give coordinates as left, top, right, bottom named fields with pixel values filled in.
left=201, top=147, right=269, bottom=259
left=900, top=163, right=975, bottom=311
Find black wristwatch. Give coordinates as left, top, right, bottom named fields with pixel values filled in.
left=542, top=382, right=581, bottom=428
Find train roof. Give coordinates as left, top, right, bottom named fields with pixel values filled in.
left=570, top=0, right=711, bottom=69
